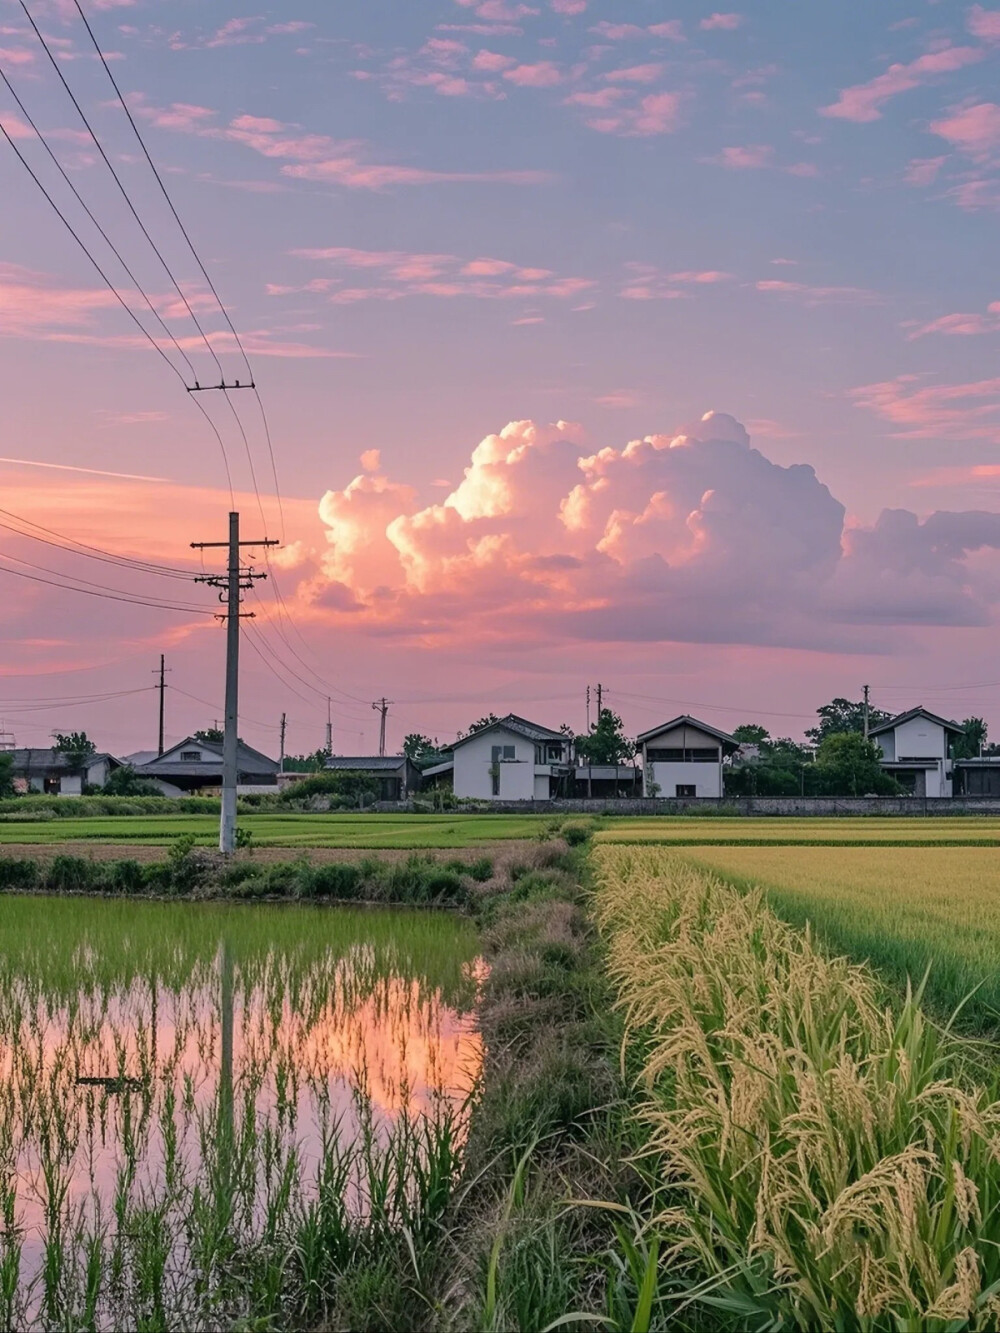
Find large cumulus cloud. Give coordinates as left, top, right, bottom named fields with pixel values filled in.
left=307, top=413, right=1000, bottom=650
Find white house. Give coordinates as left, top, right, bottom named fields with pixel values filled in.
left=10, top=748, right=119, bottom=796
left=637, top=716, right=739, bottom=799
left=452, top=715, right=573, bottom=800
left=870, top=707, right=964, bottom=798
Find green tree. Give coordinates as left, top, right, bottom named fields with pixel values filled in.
left=805, top=698, right=892, bottom=745
left=725, top=736, right=812, bottom=797
left=464, top=714, right=500, bottom=736
left=0, top=752, right=13, bottom=798
left=403, top=733, right=437, bottom=760
left=732, top=723, right=770, bottom=746
left=281, top=750, right=331, bottom=774
left=103, top=764, right=163, bottom=797
left=194, top=727, right=224, bottom=746
left=953, top=717, right=985, bottom=760
left=812, top=732, right=901, bottom=796
left=576, top=709, right=635, bottom=765
left=52, top=731, right=97, bottom=774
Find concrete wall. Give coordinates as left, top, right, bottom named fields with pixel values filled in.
left=377, top=795, right=1000, bottom=816
left=646, top=760, right=722, bottom=799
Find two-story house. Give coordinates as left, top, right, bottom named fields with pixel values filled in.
left=870, top=707, right=964, bottom=798
left=637, top=715, right=740, bottom=799
left=451, top=714, right=573, bottom=800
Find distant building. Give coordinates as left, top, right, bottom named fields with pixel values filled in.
left=954, top=757, right=1000, bottom=797
left=10, top=748, right=120, bottom=797
left=452, top=715, right=573, bottom=800
left=572, top=764, right=641, bottom=798
left=870, top=707, right=964, bottom=798
left=130, top=737, right=278, bottom=796
left=322, top=756, right=422, bottom=801
left=637, top=716, right=740, bottom=799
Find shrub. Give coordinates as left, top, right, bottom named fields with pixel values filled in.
left=278, top=772, right=377, bottom=806
left=47, top=856, right=95, bottom=893
left=302, top=863, right=363, bottom=899
left=107, top=860, right=144, bottom=895
left=561, top=819, right=596, bottom=846
left=467, top=856, right=494, bottom=883
left=166, top=835, right=202, bottom=894
left=0, top=859, right=38, bottom=890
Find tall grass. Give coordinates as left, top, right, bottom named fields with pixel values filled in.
left=593, top=845, right=1000, bottom=1330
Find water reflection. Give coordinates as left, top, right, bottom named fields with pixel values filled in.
left=0, top=897, right=482, bottom=1328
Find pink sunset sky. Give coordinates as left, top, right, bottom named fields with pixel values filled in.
left=2, top=0, right=1000, bottom=757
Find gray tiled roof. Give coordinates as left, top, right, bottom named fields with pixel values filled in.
left=452, top=714, right=567, bottom=749
left=324, top=756, right=409, bottom=772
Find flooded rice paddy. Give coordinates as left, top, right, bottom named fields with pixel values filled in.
left=0, top=895, right=483, bottom=1329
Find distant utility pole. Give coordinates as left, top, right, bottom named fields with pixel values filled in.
left=279, top=712, right=286, bottom=774
left=153, top=654, right=171, bottom=757
left=596, top=682, right=604, bottom=717
left=372, top=698, right=392, bottom=757
left=192, top=512, right=278, bottom=854
left=325, top=697, right=333, bottom=756
left=863, top=684, right=870, bottom=740
left=586, top=684, right=591, bottom=732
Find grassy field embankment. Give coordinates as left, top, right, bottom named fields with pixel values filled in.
left=592, top=845, right=1000, bottom=1330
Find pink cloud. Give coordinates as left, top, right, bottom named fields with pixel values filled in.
left=307, top=412, right=1000, bottom=647
left=133, top=98, right=550, bottom=188
left=821, top=45, right=983, bottom=122
left=284, top=246, right=591, bottom=303
left=471, top=48, right=515, bottom=70
left=620, top=263, right=686, bottom=300
left=756, top=279, right=879, bottom=305
left=930, top=101, right=1000, bottom=160
left=588, top=21, right=645, bottom=39
left=0, top=45, right=34, bottom=64
left=669, top=270, right=733, bottom=283
left=588, top=91, right=683, bottom=136
left=503, top=60, right=563, bottom=86
left=700, top=13, right=743, bottom=30
left=603, top=63, right=663, bottom=84
left=904, top=155, right=947, bottom=185
left=903, top=305, right=1000, bottom=338
left=945, top=177, right=1000, bottom=209
left=852, top=374, right=1000, bottom=441
left=967, top=5, right=1000, bottom=40
left=454, top=0, right=539, bottom=19
left=0, top=263, right=119, bottom=335
left=564, top=87, right=623, bottom=108
left=648, top=21, right=685, bottom=40
left=715, top=143, right=774, bottom=168
left=551, top=0, right=586, bottom=12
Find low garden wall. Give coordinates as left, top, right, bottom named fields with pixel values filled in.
left=373, top=796, right=1000, bottom=817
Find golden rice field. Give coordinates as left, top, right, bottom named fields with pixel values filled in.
left=596, top=816, right=1000, bottom=845
left=672, top=844, right=1000, bottom=1028
left=593, top=845, right=1000, bottom=1329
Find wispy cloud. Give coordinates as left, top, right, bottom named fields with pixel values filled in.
left=821, top=44, right=983, bottom=122
left=756, top=279, right=878, bottom=305
left=852, top=374, right=1000, bottom=441
left=700, top=13, right=743, bottom=31
left=930, top=100, right=1000, bottom=161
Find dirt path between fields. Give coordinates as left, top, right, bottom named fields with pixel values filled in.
left=0, top=841, right=531, bottom=866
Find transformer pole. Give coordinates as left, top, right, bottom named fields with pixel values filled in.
left=192, top=513, right=278, bottom=854
left=863, top=684, right=870, bottom=741
left=372, top=698, right=392, bottom=757
left=153, top=654, right=170, bottom=757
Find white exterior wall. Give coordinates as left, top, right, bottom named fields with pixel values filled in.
left=452, top=729, right=537, bottom=800
left=58, top=775, right=83, bottom=797
left=533, top=773, right=550, bottom=800
left=893, top=717, right=947, bottom=762
left=645, top=761, right=722, bottom=799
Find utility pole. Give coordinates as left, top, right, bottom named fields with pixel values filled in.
left=153, top=654, right=171, bottom=757
left=596, top=682, right=603, bottom=718
left=372, top=698, right=391, bottom=757
left=862, top=684, right=870, bottom=740
left=279, top=712, right=286, bottom=774
left=325, top=697, right=333, bottom=756
left=586, top=684, right=591, bottom=733
left=192, top=513, right=278, bottom=854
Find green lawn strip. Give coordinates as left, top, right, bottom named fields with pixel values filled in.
left=678, top=851, right=1000, bottom=1035
left=437, top=841, right=642, bottom=1330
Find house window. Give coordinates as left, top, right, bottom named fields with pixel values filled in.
left=546, top=744, right=563, bottom=761
left=44, top=776, right=61, bottom=794
left=491, top=745, right=515, bottom=762
left=676, top=784, right=696, bottom=798
left=647, top=747, right=719, bottom=763
left=180, top=750, right=201, bottom=762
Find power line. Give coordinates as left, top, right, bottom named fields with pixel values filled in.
left=72, top=0, right=286, bottom=541
left=0, top=112, right=235, bottom=501
left=0, top=59, right=199, bottom=383
left=610, top=688, right=816, bottom=723
left=0, top=554, right=214, bottom=614
left=20, top=0, right=226, bottom=382
left=0, top=509, right=197, bottom=581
